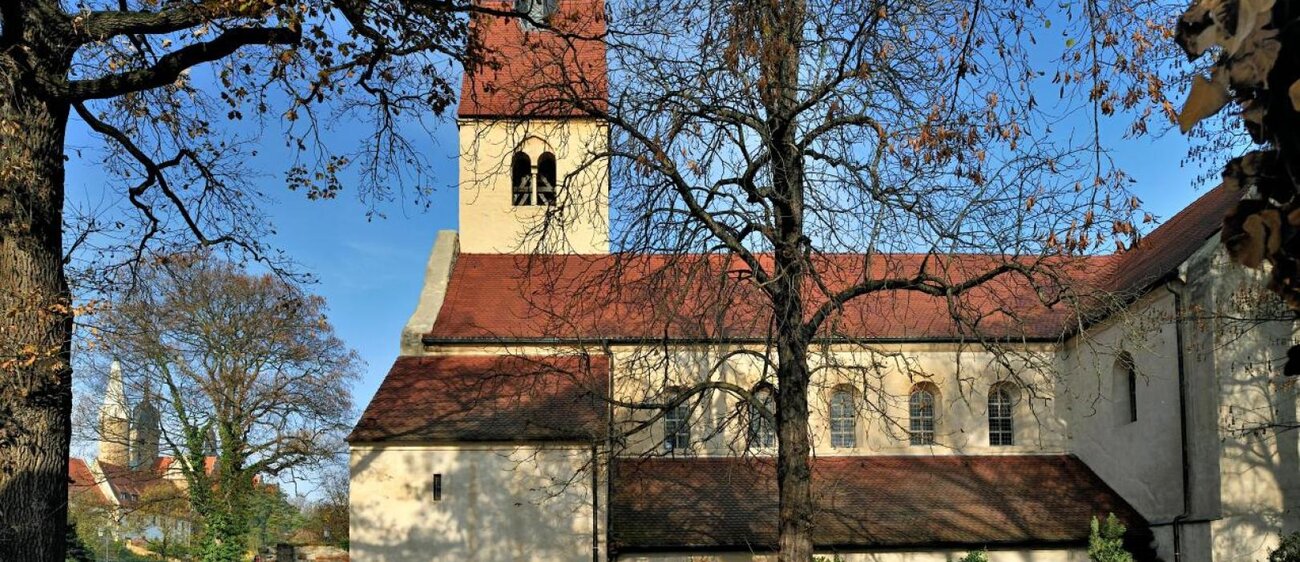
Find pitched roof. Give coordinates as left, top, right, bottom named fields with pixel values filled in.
left=428, top=253, right=1111, bottom=342
left=609, top=455, right=1148, bottom=552
left=427, top=187, right=1238, bottom=344
left=68, top=458, right=109, bottom=506
left=347, top=354, right=609, bottom=443
left=95, top=461, right=188, bottom=507
left=458, top=0, right=608, bottom=118
left=1105, top=184, right=1241, bottom=294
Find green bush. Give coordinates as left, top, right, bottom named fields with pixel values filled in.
left=959, top=549, right=989, bottom=562
left=1088, top=513, right=1134, bottom=562
left=1269, top=531, right=1300, bottom=562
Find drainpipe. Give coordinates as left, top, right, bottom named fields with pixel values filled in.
left=600, top=339, right=615, bottom=561
left=591, top=441, right=599, bottom=562
left=1164, top=280, right=1193, bottom=562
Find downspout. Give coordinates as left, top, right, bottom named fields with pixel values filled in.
left=1164, top=280, right=1192, bottom=562
left=591, top=440, right=599, bottom=562
left=600, top=339, right=615, bottom=561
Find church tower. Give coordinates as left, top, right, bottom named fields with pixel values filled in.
left=97, top=361, right=130, bottom=466
left=128, top=388, right=160, bottom=469
left=456, top=0, right=610, bottom=254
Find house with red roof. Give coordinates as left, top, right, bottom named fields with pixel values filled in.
left=67, top=361, right=218, bottom=545
left=348, top=1, right=1299, bottom=561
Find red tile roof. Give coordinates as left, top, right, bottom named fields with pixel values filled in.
left=347, top=354, right=609, bottom=443
left=427, top=187, right=1237, bottom=343
left=1105, top=184, right=1241, bottom=295
left=609, top=455, right=1150, bottom=553
left=428, top=253, right=1110, bottom=342
left=68, top=458, right=109, bottom=506
left=95, top=461, right=187, bottom=507
left=459, top=0, right=608, bottom=118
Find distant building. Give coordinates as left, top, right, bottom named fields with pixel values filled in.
left=348, top=1, right=1300, bottom=561
left=68, top=361, right=216, bottom=543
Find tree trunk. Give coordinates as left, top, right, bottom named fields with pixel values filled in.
left=0, top=39, right=74, bottom=561
left=775, top=326, right=815, bottom=561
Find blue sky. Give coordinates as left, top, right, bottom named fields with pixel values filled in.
left=61, top=52, right=1223, bottom=454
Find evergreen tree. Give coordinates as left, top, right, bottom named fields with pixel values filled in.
left=1087, top=514, right=1134, bottom=562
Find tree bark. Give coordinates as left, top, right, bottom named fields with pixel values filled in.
left=0, top=27, right=74, bottom=560
left=757, top=0, right=813, bottom=556
left=775, top=321, right=815, bottom=561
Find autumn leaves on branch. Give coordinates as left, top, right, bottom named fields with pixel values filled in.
left=1176, top=0, right=1300, bottom=373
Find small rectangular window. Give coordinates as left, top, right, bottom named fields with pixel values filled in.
left=433, top=474, right=443, bottom=501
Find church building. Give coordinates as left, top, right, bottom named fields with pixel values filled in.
left=347, top=1, right=1300, bottom=561
left=68, top=361, right=215, bottom=543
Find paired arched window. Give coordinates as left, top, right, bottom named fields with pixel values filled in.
left=663, top=388, right=690, bottom=453
left=829, top=388, right=856, bottom=449
left=509, top=150, right=558, bottom=206
left=909, top=383, right=938, bottom=446
left=511, top=152, right=533, bottom=206
left=1115, top=353, right=1137, bottom=425
left=515, top=0, right=557, bottom=29
left=749, top=385, right=776, bottom=449
left=988, top=384, right=1016, bottom=446
left=536, top=152, right=557, bottom=205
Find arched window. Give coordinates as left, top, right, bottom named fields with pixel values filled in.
left=749, top=385, right=776, bottom=449
left=1115, top=353, right=1137, bottom=425
left=988, top=384, right=1015, bottom=446
left=829, top=388, right=856, bottom=449
left=909, top=383, right=938, bottom=446
left=511, top=152, right=533, bottom=206
left=664, top=388, right=690, bottom=454
left=515, top=0, right=557, bottom=30
left=536, top=152, right=557, bottom=205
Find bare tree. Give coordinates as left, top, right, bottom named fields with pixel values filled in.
left=93, top=254, right=360, bottom=561
left=0, top=0, right=541, bottom=557
left=461, top=0, right=1190, bottom=559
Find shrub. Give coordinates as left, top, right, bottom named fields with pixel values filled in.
left=959, top=549, right=989, bottom=562
left=1088, top=513, right=1134, bottom=562
left=1269, top=532, right=1300, bottom=562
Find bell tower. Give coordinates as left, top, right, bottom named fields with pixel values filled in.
left=98, top=360, right=130, bottom=466
left=456, top=0, right=610, bottom=254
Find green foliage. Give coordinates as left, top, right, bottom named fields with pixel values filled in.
left=1088, top=513, right=1134, bottom=562
left=64, top=522, right=94, bottom=562
left=959, top=549, right=989, bottom=562
left=248, top=486, right=303, bottom=552
left=1269, top=532, right=1300, bottom=562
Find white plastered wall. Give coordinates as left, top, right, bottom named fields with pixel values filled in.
left=1183, top=239, right=1300, bottom=562
left=1057, top=290, right=1186, bottom=528
left=349, top=444, right=603, bottom=562
left=458, top=118, right=610, bottom=254
left=605, top=344, right=1066, bottom=458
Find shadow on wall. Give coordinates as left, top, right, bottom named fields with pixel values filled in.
left=349, top=443, right=598, bottom=562
left=1214, top=332, right=1300, bottom=560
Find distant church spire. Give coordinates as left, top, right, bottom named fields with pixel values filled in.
left=129, top=386, right=160, bottom=469
left=97, top=361, right=130, bottom=466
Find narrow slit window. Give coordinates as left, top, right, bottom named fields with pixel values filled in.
left=749, top=386, right=776, bottom=449
left=433, top=473, right=443, bottom=501
left=829, top=389, right=856, bottom=449
left=1115, top=353, right=1138, bottom=425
